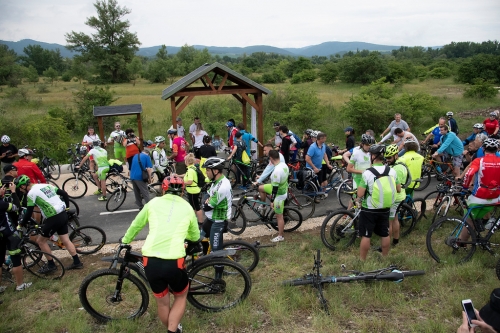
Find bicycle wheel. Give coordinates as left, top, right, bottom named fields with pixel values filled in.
left=337, top=179, right=354, bottom=209
left=241, top=199, right=261, bottom=223
left=227, top=204, right=247, bottom=235
left=79, top=268, right=149, bottom=322
left=187, top=258, right=252, bottom=312
left=106, top=188, right=127, bottom=212
left=414, top=169, right=431, bottom=191
left=397, top=203, right=417, bottom=237
left=47, top=160, right=61, bottom=180
left=270, top=207, right=303, bottom=232
left=287, top=193, right=315, bottom=220
left=301, top=180, right=318, bottom=198
left=68, top=198, right=80, bottom=217
left=70, top=226, right=107, bottom=255
left=223, top=240, right=259, bottom=272
left=426, top=217, right=477, bottom=264
left=431, top=197, right=451, bottom=224
left=22, top=250, right=65, bottom=280
left=320, top=210, right=358, bottom=251
left=68, top=213, right=81, bottom=228
left=423, top=190, right=446, bottom=211
left=411, top=198, right=427, bottom=222
left=62, top=176, right=88, bottom=199
left=21, top=241, right=41, bottom=268
left=105, top=172, right=123, bottom=193
left=225, top=169, right=237, bottom=189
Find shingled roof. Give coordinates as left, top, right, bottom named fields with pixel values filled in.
left=161, top=62, right=271, bottom=100
left=93, top=104, right=142, bottom=117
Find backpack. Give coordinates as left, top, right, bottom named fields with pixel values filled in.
left=394, top=161, right=412, bottom=189
left=365, top=166, right=396, bottom=209
left=191, top=165, right=206, bottom=188
left=291, top=132, right=302, bottom=148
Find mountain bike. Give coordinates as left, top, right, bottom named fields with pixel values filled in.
left=105, top=174, right=163, bottom=212
left=282, top=250, right=425, bottom=313
left=33, top=147, right=61, bottom=180
left=61, top=164, right=113, bottom=199
left=394, top=180, right=426, bottom=237
left=429, top=181, right=468, bottom=225
left=79, top=244, right=252, bottom=322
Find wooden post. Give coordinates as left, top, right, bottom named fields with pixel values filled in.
left=97, top=116, right=104, bottom=142
left=242, top=99, right=247, bottom=129
left=256, top=93, right=264, bottom=157
left=170, top=97, right=176, bottom=128
left=137, top=113, right=144, bottom=150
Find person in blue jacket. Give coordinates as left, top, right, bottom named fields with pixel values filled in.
left=462, top=123, right=488, bottom=146
left=432, top=125, right=463, bottom=177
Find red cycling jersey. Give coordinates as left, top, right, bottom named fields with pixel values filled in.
left=463, top=153, right=500, bottom=199
left=228, top=128, right=239, bottom=148
left=13, top=158, right=47, bottom=184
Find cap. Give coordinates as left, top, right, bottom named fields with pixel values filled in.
left=479, top=288, right=500, bottom=332
left=176, top=116, right=182, bottom=121
left=3, top=165, right=17, bottom=174
left=344, top=126, right=354, bottom=132
left=273, top=122, right=280, bottom=127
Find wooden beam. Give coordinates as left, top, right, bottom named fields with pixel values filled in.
left=203, top=74, right=216, bottom=91
left=240, top=93, right=259, bottom=111
left=232, top=94, right=243, bottom=104
left=256, top=93, right=264, bottom=157
left=137, top=113, right=144, bottom=150
left=175, top=95, right=195, bottom=117
left=242, top=100, right=247, bottom=129
left=212, top=73, right=218, bottom=84
left=170, top=97, right=176, bottom=129
left=199, top=77, right=208, bottom=88
left=97, top=116, right=104, bottom=144
left=217, top=73, right=228, bottom=91
left=173, top=87, right=260, bottom=97
left=175, top=96, right=185, bottom=107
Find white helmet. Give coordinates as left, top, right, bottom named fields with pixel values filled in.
left=1, top=135, right=10, bottom=144
left=18, top=148, right=31, bottom=157
left=473, top=123, right=484, bottom=130
left=155, top=136, right=166, bottom=143
left=79, top=146, right=88, bottom=154
left=446, top=111, right=453, bottom=117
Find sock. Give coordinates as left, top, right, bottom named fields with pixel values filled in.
left=72, top=255, right=81, bottom=265
left=168, top=330, right=176, bottom=333
left=48, top=259, right=56, bottom=268
left=393, top=239, right=399, bottom=245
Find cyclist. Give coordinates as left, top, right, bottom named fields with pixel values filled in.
left=462, top=123, right=488, bottom=147
left=483, top=112, right=499, bottom=137
left=432, top=125, right=463, bottom=177
left=238, top=122, right=263, bottom=159
left=167, top=126, right=189, bottom=175
left=398, top=138, right=424, bottom=194
left=305, top=132, right=333, bottom=202
left=422, top=117, right=446, bottom=150
left=446, top=111, right=459, bottom=135
left=254, top=144, right=285, bottom=211
left=16, top=175, right=83, bottom=272
left=347, top=134, right=375, bottom=190
left=13, top=149, right=46, bottom=185
left=0, top=182, right=32, bottom=292
left=226, top=121, right=238, bottom=148
left=183, top=153, right=204, bottom=224
left=339, top=126, right=355, bottom=155
left=267, top=122, right=282, bottom=148
left=267, top=150, right=289, bottom=243
left=383, top=144, right=407, bottom=247
left=278, top=125, right=294, bottom=165
left=380, top=113, right=410, bottom=140
left=301, top=129, right=314, bottom=158
left=393, top=128, right=420, bottom=156
left=198, top=136, right=217, bottom=177
left=227, top=131, right=250, bottom=190
left=201, top=157, right=232, bottom=258
left=0, top=135, right=18, bottom=178
left=76, top=139, right=109, bottom=201
left=356, top=145, right=400, bottom=260
left=107, top=122, right=126, bottom=162
left=123, top=128, right=141, bottom=171
left=152, top=136, right=169, bottom=180
left=122, top=176, right=199, bottom=333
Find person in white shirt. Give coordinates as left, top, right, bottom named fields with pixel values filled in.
left=189, top=117, right=200, bottom=145
left=170, top=117, right=185, bottom=149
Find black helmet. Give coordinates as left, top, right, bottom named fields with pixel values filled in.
left=202, top=157, right=225, bottom=170
left=369, top=144, right=386, bottom=155
left=361, top=134, right=375, bottom=145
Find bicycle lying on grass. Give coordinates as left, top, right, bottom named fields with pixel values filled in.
left=79, top=243, right=252, bottom=322
left=282, top=250, right=425, bottom=313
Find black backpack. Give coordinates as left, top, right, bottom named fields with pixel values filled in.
left=191, top=165, right=206, bottom=188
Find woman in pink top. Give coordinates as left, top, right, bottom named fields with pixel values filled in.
left=483, top=112, right=499, bottom=136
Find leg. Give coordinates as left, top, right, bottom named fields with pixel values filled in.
left=360, top=237, right=371, bottom=261
left=168, top=290, right=189, bottom=332
left=137, top=180, right=150, bottom=204
left=132, top=180, right=144, bottom=208
left=275, top=213, right=284, bottom=237
left=155, top=294, right=172, bottom=328
left=380, top=236, right=390, bottom=256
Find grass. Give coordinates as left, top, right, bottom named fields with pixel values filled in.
left=1, top=215, right=498, bottom=333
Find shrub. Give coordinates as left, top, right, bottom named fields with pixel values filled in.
left=463, top=79, right=499, bottom=99
left=61, top=72, right=72, bottom=82
left=318, top=62, right=338, bottom=84
left=37, top=84, right=50, bottom=93
left=72, top=85, right=117, bottom=131
left=456, top=54, right=500, bottom=84
left=427, top=67, right=452, bottom=79
left=290, top=69, right=317, bottom=84
left=261, top=69, right=286, bottom=84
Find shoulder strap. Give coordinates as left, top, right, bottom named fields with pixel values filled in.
left=367, top=166, right=389, bottom=179
left=136, top=154, right=145, bottom=172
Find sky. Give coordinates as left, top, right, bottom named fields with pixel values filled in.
left=0, top=0, right=498, bottom=48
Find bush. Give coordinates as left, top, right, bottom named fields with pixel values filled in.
left=456, top=54, right=500, bottom=84
left=290, top=69, right=317, bottom=84
left=318, top=62, right=338, bottom=84
left=72, top=85, right=117, bottom=131
left=37, top=84, right=50, bottom=93
left=261, top=69, right=286, bottom=84
left=338, top=53, right=389, bottom=84
left=463, top=79, right=499, bottom=99
left=427, top=67, right=452, bottom=79
left=61, top=72, right=73, bottom=82
left=47, top=106, right=77, bottom=132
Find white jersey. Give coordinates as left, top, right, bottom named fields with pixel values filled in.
left=206, top=176, right=232, bottom=222
left=87, top=147, right=109, bottom=168
left=350, top=147, right=371, bottom=184
left=270, top=162, right=289, bottom=196
left=193, top=130, right=208, bottom=148
left=152, top=148, right=168, bottom=170
left=27, top=184, right=66, bottom=218
left=109, top=130, right=125, bottom=148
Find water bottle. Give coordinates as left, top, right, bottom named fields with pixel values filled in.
left=485, top=217, right=497, bottom=230
left=436, top=165, right=442, bottom=173
left=5, top=255, right=12, bottom=266
left=50, top=234, right=59, bottom=242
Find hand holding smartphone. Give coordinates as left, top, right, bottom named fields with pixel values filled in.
left=462, top=299, right=477, bottom=327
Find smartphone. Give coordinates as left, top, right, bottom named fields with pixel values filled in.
left=462, top=299, right=477, bottom=327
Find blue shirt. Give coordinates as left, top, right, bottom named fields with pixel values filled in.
left=240, top=130, right=258, bottom=156
left=437, top=132, right=463, bottom=156
left=306, top=142, right=326, bottom=169
left=431, top=126, right=442, bottom=145
left=130, top=153, right=153, bottom=181
left=475, top=147, right=500, bottom=159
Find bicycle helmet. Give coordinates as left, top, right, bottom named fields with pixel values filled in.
left=311, top=130, right=319, bottom=138
left=473, top=123, right=484, bottom=129
left=404, top=136, right=418, bottom=144
left=304, top=129, right=313, bottom=135
left=361, top=134, right=375, bottom=145
left=1, top=135, right=10, bottom=144
left=202, top=157, right=225, bottom=170
left=226, top=121, right=234, bottom=127
left=14, top=175, right=31, bottom=188
left=483, top=138, right=499, bottom=149
left=369, top=144, right=386, bottom=155
left=79, top=146, right=88, bottom=154
left=490, top=111, right=497, bottom=117
left=384, top=144, right=399, bottom=157
left=167, top=126, right=177, bottom=135
left=18, top=148, right=31, bottom=158
left=446, top=111, right=453, bottom=117
left=162, top=176, right=184, bottom=195
left=155, top=136, right=165, bottom=143
left=93, top=139, right=102, bottom=147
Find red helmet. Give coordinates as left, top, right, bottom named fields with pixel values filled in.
left=162, top=176, right=184, bottom=194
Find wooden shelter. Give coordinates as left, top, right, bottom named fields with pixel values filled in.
left=93, top=104, right=143, bottom=147
left=161, top=62, right=271, bottom=155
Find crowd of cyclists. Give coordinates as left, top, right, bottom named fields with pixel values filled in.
left=1, top=109, right=500, bottom=332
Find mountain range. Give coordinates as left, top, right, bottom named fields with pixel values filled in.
left=0, top=39, right=439, bottom=58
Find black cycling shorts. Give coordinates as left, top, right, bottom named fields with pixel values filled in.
left=40, top=211, right=68, bottom=238
left=187, top=192, right=201, bottom=211
left=358, top=209, right=390, bottom=238
left=143, top=256, right=189, bottom=298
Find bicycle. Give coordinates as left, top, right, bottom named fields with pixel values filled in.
left=282, top=249, right=425, bottom=313
left=105, top=173, right=163, bottom=212
left=426, top=204, right=500, bottom=264
left=78, top=244, right=252, bottom=321
left=394, top=180, right=427, bottom=237
left=229, top=188, right=303, bottom=235
left=33, top=147, right=61, bottom=180
left=62, top=164, right=112, bottom=199
left=416, top=153, right=455, bottom=191
left=428, top=180, right=468, bottom=225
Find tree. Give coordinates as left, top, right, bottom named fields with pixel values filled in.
left=71, top=58, right=88, bottom=83
left=318, top=62, right=339, bottom=84
left=338, top=53, right=389, bottom=84
left=0, top=45, right=21, bottom=85
left=156, top=45, right=168, bottom=60
left=25, top=65, right=39, bottom=86
left=456, top=54, right=500, bottom=84
left=43, top=67, right=59, bottom=85
left=73, top=85, right=117, bottom=130
left=19, top=45, right=52, bottom=74
left=127, top=57, right=142, bottom=86
left=65, top=0, right=141, bottom=83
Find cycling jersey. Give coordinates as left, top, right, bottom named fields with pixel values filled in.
left=228, top=128, right=239, bottom=148
left=184, top=165, right=201, bottom=195
left=398, top=151, right=424, bottom=189
left=463, top=153, right=500, bottom=199
left=270, top=162, right=289, bottom=196
left=87, top=147, right=109, bottom=168
left=359, top=164, right=398, bottom=209
left=483, top=118, right=499, bottom=136
left=26, top=184, right=66, bottom=219
left=0, top=201, right=17, bottom=237
left=109, top=130, right=125, bottom=148
left=391, top=164, right=407, bottom=202
left=257, top=152, right=285, bottom=184
left=152, top=148, right=168, bottom=171
left=82, top=134, right=99, bottom=147
left=437, top=132, right=463, bottom=156
left=122, top=194, right=200, bottom=260
left=240, top=130, right=259, bottom=156
left=172, top=136, right=188, bottom=163
left=205, top=175, right=232, bottom=222
left=350, top=147, right=371, bottom=186
left=13, top=158, right=46, bottom=184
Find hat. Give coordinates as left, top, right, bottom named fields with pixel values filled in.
left=344, top=126, right=354, bottom=132
left=176, top=116, right=182, bottom=121
left=226, top=121, right=234, bottom=127
left=273, top=122, right=280, bottom=127
left=3, top=165, right=17, bottom=174
left=479, top=288, right=500, bottom=331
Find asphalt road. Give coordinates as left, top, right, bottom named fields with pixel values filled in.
left=72, top=177, right=440, bottom=244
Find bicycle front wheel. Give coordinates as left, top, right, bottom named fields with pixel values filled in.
left=70, top=226, right=107, bottom=255
left=397, top=203, right=417, bottom=237
left=62, top=176, right=88, bottom=199
left=79, top=269, right=149, bottom=322
left=414, top=169, right=431, bottom=191
left=47, top=160, right=61, bottom=180
left=227, top=204, right=247, bottom=235
left=288, top=193, right=315, bottom=220
left=270, top=207, right=303, bottom=232
left=337, top=179, right=354, bottom=209
left=187, top=258, right=252, bottom=312
left=225, top=169, right=237, bottom=189
left=68, top=198, right=80, bottom=217
left=22, top=250, right=65, bottom=280
left=426, top=217, right=476, bottom=264
left=431, top=197, right=451, bottom=224
left=321, top=210, right=358, bottom=251
left=106, top=188, right=127, bottom=212
left=223, top=240, right=259, bottom=272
